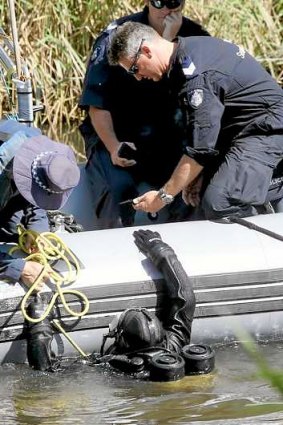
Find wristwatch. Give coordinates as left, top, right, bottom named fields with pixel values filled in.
left=158, top=188, right=174, bottom=205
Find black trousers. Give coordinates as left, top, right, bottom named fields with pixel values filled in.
left=201, top=133, right=283, bottom=219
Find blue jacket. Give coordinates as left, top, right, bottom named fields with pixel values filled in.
left=169, top=36, right=283, bottom=166
left=0, top=130, right=49, bottom=282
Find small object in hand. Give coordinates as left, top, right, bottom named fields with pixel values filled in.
left=119, top=199, right=135, bottom=205
left=119, top=198, right=139, bottom=206
left=117, top=142, right=138, bottom=161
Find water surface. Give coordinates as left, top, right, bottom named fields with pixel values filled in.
left=1, top=342, right=283, bottom=425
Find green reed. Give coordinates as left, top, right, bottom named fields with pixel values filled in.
left=240, top=330, right=283, bottom=396
left=1, top=0, right=282, bottom=156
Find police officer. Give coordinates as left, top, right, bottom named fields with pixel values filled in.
left=107, top=22, right=283, bottom=219
left=79, top=0, right=210, bottom=228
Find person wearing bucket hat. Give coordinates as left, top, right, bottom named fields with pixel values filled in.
left=0, top=132, right=80, bottom=288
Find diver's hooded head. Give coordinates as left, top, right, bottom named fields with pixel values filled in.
left=108, top=308, right=165, bottom=353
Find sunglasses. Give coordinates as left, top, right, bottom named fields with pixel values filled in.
left=150, top=0, right=183, bottom=9
left=127, top=38, right=145, bottom=75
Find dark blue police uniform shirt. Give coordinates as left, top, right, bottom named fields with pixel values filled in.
left=169, top=36, right=283, bottom=166
left=79, top=6, right=210, bottom=173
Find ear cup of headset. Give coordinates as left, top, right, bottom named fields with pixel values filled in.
left=149, top=352, right=185, bottom=381
left=181, top=344, right=215, bottom=375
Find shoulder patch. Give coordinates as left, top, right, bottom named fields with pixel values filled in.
left=91, top=46, right=100, bottom=62
left=189, top=89, right=204, bottom=108
left=90, top=45, right=106, bottom=64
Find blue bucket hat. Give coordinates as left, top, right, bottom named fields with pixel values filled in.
left=13, top=135, right=80, bottom=210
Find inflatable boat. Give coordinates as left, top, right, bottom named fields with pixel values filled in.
left=1, top=18, right=283, bottom=366
left=1, top=204, right=283, bottom=365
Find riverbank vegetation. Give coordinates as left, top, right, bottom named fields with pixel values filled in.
left=1, top=0, right=282, bottom=157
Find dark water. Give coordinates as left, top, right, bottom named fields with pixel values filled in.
left=1, top=342, right=283, bottom=425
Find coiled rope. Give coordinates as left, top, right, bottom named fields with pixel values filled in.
left=9, top=225, right=90, bottom=324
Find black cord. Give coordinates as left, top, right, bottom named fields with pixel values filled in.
left=228, top=216, right=283, bottom=242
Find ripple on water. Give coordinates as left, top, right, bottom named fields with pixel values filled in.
left=0, top=343, right=283, bottom=424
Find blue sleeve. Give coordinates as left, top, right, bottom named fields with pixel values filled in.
left=181, top=74, right=225, bottom=166
left=0, top=252, right=25, bottom=282
left=22, top=204, right=49, bottom=233
left=79, top=33, right=112, bottom=111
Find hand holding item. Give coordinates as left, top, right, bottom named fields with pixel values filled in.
left=133, top=190, right=164, bottom=214
left=182, top=174, right=203, bottom=207
left=23, top=232, right=38, bottom=254
left=20, top=261, right=49, bottom=291
left=110, top=142, right=136, bottom=167
left=119, top=198, right=159, bottom=221
left=162, top=11, right=182, bottom=40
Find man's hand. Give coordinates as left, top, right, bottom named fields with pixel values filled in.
left=182, top=174, right=203, bottom=207
left=133, top=190, right=164, bottom=214
left=110, top=142, right=136, bottom=167
left=20, top=261, right=50, bottom=292
left=162, top=11, right=183, bottom=40
left=23, top=233, right=38, bottom=254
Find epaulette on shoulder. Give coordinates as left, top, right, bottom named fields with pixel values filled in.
left=180, top=56, right=196, bottom=77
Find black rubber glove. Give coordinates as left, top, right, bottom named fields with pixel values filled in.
left=133, top=229, right=174, bottom=268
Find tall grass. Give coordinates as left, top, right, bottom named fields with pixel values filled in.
left=1, top=0, right=282, bottom=157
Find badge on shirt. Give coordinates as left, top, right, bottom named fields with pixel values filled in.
left=91, top=46, right=102, bottom=63
left=189, top=89, right=204, bottom=108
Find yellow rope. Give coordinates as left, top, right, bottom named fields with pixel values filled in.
left=52, top=319, right=88, bottom=357
left=9, top=225, right=90, bottom=324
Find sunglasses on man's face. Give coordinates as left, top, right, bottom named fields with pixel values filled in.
left=127, top=39, right=145, bottom=75
left=150, top=0, right=183, bottom=9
